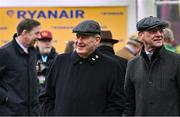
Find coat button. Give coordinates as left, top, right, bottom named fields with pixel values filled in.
left=149, top=102, right=154, bottom=104
left=148, top=81, right=153, bottom=85
left=92, top=58, right=95, bottom=61
left=79, top=61, right=82, bottom=64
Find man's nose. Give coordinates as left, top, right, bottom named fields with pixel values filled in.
left=156, top=30, right=163, bottom=36
left=76, top=37, right=83, bottom=43
left=37, top=33, right=41, bottom=39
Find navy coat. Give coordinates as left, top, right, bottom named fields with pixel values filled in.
left=0, top=34, right=39, bottom=115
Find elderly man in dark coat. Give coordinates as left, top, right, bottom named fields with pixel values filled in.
left=125, top=16, right=180, bottom=116
left=40, top=20, right=125, bottom=116
left=0, top=19, right=41, bottom=115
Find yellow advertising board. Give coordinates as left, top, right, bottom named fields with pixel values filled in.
left=0, top=7, right=127, bottom=53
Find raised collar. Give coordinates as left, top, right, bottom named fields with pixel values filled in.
left=97, top=45, right=115, bottom=54
left=71, top=49, right=100, bottom=65
left=12, top=33, right=27, bottom=55
left=141, top=45, right=166, bottom=62
left=15, top=36, right=28, bottom=54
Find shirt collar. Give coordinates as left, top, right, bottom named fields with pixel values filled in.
left=145, top=49, right=153, bottom=55
left=141, top=45, right=165, bottom=62
left=15, top=37, right=28, bottom=54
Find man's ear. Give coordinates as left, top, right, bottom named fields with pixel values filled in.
left=21, top=30, right=28, bottom=37
left=95, top=35, right=101, bottom=44
left=138, top=31, right=144, bottom=41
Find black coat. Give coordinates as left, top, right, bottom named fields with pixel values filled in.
left=125, top=46, right=180, bottom=116
left=0, top=34, right=39, bottom=115
left=98, top=45, right=127, bottom=79
left=36, top=47, right=57, bottom=76
left=40, top=50, right=125, bottom=116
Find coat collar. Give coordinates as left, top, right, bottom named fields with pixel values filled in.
left=12, top=33, right=34, bottom=55
left=12, top=33, right=27, bottom=55
left=71, top=49, right=100, bottom=65
left=97, top=45, right=115, bottom=54
left=141, top=45, right=166, bottom=62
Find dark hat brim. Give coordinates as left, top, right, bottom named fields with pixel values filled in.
left=100, top=38, right=119, bottom=44
left=74, top=32, right=100, bottom=36
left=138, top=22, right=168, bottom=31
left=145, top=24, right=167, bottom=31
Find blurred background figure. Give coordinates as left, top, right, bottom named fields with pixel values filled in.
left=64, top=40, right=75, bottom=53
left=36, top=30, right=57, bottom=93
left=163, top=28, right=176, bottom=53
left=98, top=30, right=127, bottom=78
left=176, top=45, right=180, bottom=54
left=116, top=32, right=143, bottom=60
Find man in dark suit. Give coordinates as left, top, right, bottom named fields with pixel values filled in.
left=0, top=18, right=41, bottom=115
left=97, top=30, right=127, bottom=79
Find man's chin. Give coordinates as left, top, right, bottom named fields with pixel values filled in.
left=154, top=43, right=163, bottom=48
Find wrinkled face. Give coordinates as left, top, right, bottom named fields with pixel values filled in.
left=24, top=26, right=41, bottom=47
left=139, top=27, right=164, bottom=51
left=74, top=34, right=101, bottom=58
left=37, top=40, right=52, bottom=54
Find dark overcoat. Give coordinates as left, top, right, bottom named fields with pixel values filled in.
left=0, top=34, right=39, bottom=115
left=125, top=46, right=180, bottom=116
left=98, top=45, right=127, bottom=78
left=41, top=50, right=125, bottom=116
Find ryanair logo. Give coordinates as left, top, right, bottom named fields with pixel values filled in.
left=6, top=9, right=85, bottom=19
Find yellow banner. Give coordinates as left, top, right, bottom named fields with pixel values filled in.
left=0, top=7, right=127, bottom=53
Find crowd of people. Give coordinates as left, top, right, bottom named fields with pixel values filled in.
left=0, top=16, right=180, bottom=116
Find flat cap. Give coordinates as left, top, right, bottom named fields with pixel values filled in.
left=73, top=20, right=101, bottom=35
left=136, top=16, right=168, bottom=31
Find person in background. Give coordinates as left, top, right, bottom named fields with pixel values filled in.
left=163, top=28, right=176, bottom=52
left=116, top=32, right=143, bottom=60
left=64, top=40, right=74, bottom=53
left=36, top=30, right=57, bottom=93
left=0, top=18, right=41, bottom=115
left=97, top=30, right=127, bottom=79
left=40, top=20, right=125, bottom=116
left=125, top=16, right=180, bottom=116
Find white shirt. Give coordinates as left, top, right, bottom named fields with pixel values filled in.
left=15, top=37, right=28, bottom=54
left=145, top=49, right=153, bottom=55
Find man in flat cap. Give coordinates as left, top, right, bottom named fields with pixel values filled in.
left=124, top=16, right=180, bottom=116
left=40, top=20, right=125, bottom=116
